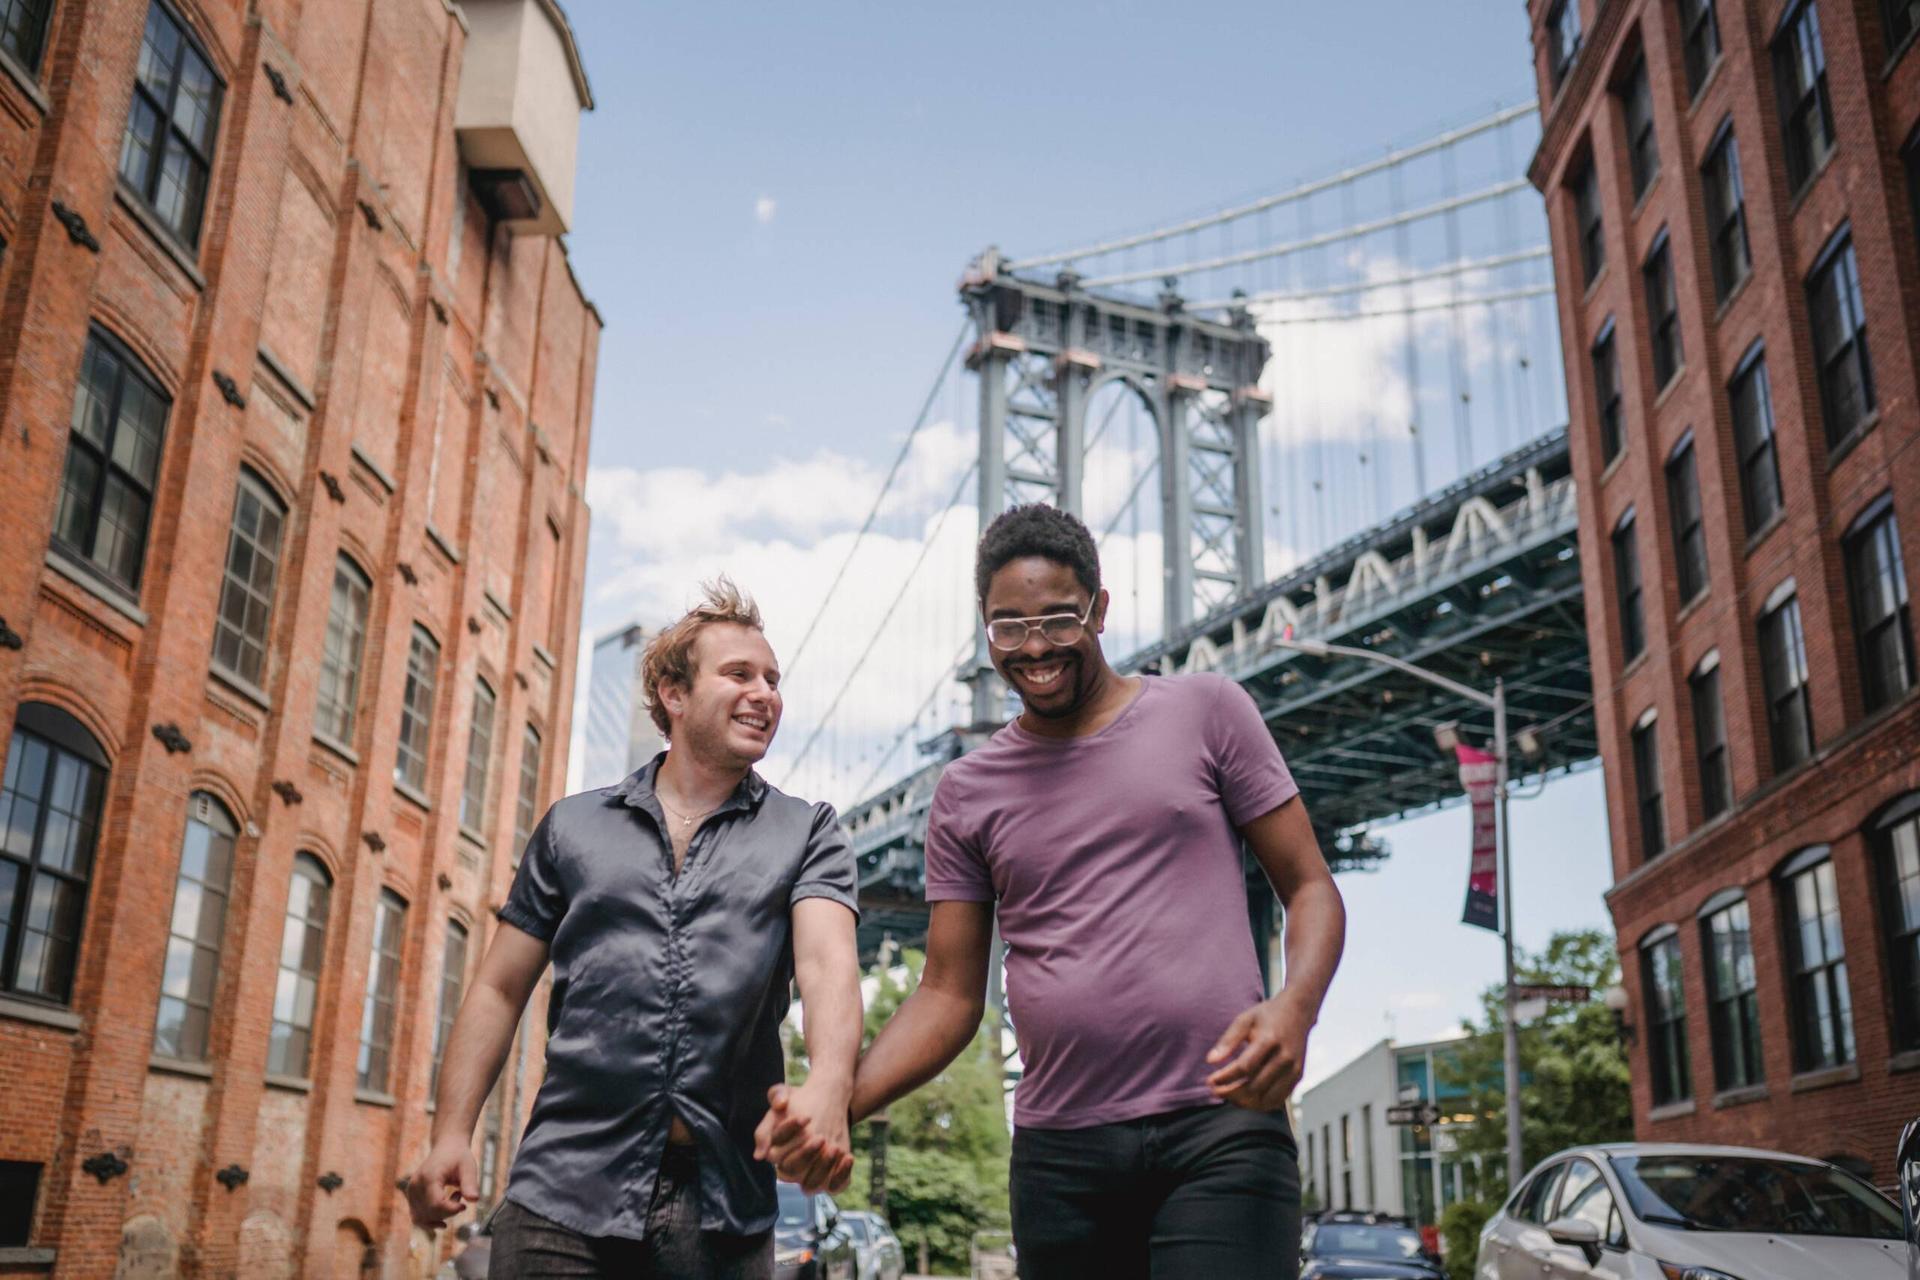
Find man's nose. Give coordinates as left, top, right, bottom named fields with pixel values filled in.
left=1019, top=626, right=1053, bottom=659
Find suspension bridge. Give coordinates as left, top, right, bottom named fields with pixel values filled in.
left=755, top=99, right=1595, bottom=960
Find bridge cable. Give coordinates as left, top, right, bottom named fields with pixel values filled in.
left=850, top=633, right=979, bottom=802
left=783, top=319, right=970, bottom=682
left=780, top=458, right=981, bottom=786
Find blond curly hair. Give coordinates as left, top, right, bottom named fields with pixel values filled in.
left=640, top=577, right=766, bottom=738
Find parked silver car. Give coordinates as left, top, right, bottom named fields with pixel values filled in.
left=838, top=1210, right=906, bottom=1280
left=1475, top=1142, right=1905, bottom=1279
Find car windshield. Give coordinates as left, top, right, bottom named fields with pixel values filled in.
left=843, top=1216, right=869, bottom=1243
left=1609, top=1154, right=1901, bottom=1239
left=1308, top=1223, right=1425, bottom=1259
left=775, top=1182, right=813, bottom=1229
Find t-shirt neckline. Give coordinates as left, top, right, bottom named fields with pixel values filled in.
left=1003, top=674, right=1156, bottom=749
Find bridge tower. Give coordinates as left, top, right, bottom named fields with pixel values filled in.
left=959, top=249, right=1273, bottom=724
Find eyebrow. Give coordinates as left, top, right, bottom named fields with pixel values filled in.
left=988, top=601, right=1084, bottom=620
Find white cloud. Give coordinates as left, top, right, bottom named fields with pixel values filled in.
left=755, top=195, right=777, bottom=225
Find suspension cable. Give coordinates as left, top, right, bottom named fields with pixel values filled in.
left=1007, top=103, right=1537, bottom=271
left=784, top=319, right=970, bottom=680
left=1183, top=247, right=1550, bottom=313
left=851, top=633, right=978, bottom=801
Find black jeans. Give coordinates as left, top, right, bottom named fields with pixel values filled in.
left=488, top=1147, right=774, bottom=1279
left=1010, top=1103, right=1300, bottom=1280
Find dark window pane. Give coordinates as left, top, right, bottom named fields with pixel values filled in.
left=56, top=332, right=171, bottom=594
left=395, top=628, right=439, bottom=792
left=1682, top=0, right=1723, bottom=96
left=1691, top=662, right=1731, bottom=820
left=1614, top=511, right=1645, bottom=661
left=1783, top=856, right=1855, bottom=1070
left=117, top=3, right=222, bottom=247
left=1592, top=327, right=1624, bottom=463
left=1774, top=3, right=1836, bottom=192
left=1729, top=352, right=1782, bottom=533
left=461, top=681, right=496, bottom=834
left=315, top=559, right=370, bottom=743
left=1704, top=901, right=1763, bottom=1090
left=1885, top=0, right=1919, bottom=56
left=1549, top=0, right=1583, bottom=89
left=212, top=475, right=285, bottom=688
left=1759, top=594, right=1813, bottom=771
left=0, top=716, right=105, bottom=1006
left=1643, top=934, right=1691, bottom=1104
left=0, top=1160, right=40, bottom=1248
left=1845, top=502, right=1914, bottom=712
left=1879, top=805, right=1920, bottom=1051
left=1643, top=236, right=1683, bottom=389
left=1623, top=57, right=1660, bottom=200
left=1633, top=717, right=1665, bottom=858
left=1575, top=165, right=1606, bottom=286
left=1667, top=438, right=1709, bottom=604
left=0, top=0, right=51, bottom=73
left=1806, top=234, right=1876, bottom=446
left=1703, top=129, right=1751, bottom=302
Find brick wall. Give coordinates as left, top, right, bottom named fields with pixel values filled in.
left=1527, top=0, right=1920, bottom=1181
left=0, top=2, right=599, bottom=1276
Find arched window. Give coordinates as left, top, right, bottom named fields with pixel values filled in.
left=394, top=626, right=440, bottom=794
left=460, top=679, right=496, bottom=835
left=1872, top=792, right=1920, bottom=1053
left=315, top=555, right=371, bottom=744
left=1777, top=845, right=1854, bottom=1071
left=513, top=724, right=542, bottom=867
left=0, top=704, right=109, bottom=1004
left=211, top=469, right=287, bottom=690
left=267, top=853, right=332, bottom=1078
left=356, top=888, right=407, bottom=1093
left=1697, top=889, right=1762, bottom=1092
left=53, top=329, right=171, bottom=594
left=153, top=792, right=236, bottom=1061
left=1639, top=926, right=1691, bottom=1106
left=430, top=919, right=468, bottom=1097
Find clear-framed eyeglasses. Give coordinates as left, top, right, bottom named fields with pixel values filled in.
left=985, top=598, right=1097, bottom=651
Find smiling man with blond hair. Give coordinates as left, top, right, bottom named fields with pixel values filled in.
left=407, top=577, right=862, bottom=1279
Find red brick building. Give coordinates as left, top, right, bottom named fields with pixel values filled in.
left=1528, top=0, right=1920, bottom=1180
left=0, top=0, right=600, bottom=1274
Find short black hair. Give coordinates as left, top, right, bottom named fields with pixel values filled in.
left=975, top=503, right=1101, bottom=605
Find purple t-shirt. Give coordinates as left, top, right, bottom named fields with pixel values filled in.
left=923, top=672, right=1299, bottom=1129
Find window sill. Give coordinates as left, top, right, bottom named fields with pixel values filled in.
left=313, top=731, right=360, bottom=767
left=395, top=779, right=433, bottom=812
left=531, top=643, right=556, bottom=671
left=1673, top=590, right=1708, bottom=627
left=459, top=825, right=489, bottom=852
left=0, top=994, right=81, bottom=1032
left=1599, top=448, right=1627, bottom=486
left=149, top=1053, right=213, bottom=1080
left=0, top=1247, right=56, bottom=1267
left=43, top=546, right=147, bottom=627
left=1651, top=366, right=1687, bottom=412
left=0, top=43, right=49, bottom=115
left=264, top=1072, right=312, bottom=1094
left=1743, top=510, right=1786, bottom=559
left=1580, top=263, right=1609, bottom=306
left=1629, top=169, right=1664, bottom=223
left=354, top=1088, right=396, bottom=1108
left=1684, top=57, right=1724, bottom=115
left=112, top=182, right=207, bottom=290
left=1825, top=412, right=1881, bottom=470
left=350, top=442, right=396, bottom=495
left=1619, top=647, right=1650, bottom=681
left=1786, top=147, right=1838, bottom=216
left=209, top=664, right=272, bottom=712
left=1647, top=1099, right=1696, bottom=1122
left=1789, top=1061, right=1860, bottom=1094
left=483, top=588, right=514, bottom=622
left=425, top=523, right=462, bottom=565
left=1712, top=1084, right=1768, bottom=1110
left=1889, top=1049, right=1920, bottom=1075
left=1711, top=271, right=1751, bottom=324
left=257, top=345, right=316, bottom=411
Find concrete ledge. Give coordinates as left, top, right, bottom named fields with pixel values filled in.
left=1711, top=1084, right=1768, bottom=1110
left=149, top=1054, right=213, bottom=1080
left=43, top=547, right=147, bottom=629
left=264, top=1073, right=312, bottom=1094
left=354, top=1088, right=396, bottom=1108
left=0, top=1247, right=56, bottom=1267
left=112, top=182, right=207, bottom=290
left=1646, top=1099, right=1696, bottom=1122
left=0, top=995, right=81, bottom=1032
left=1790, top=1061, right=1861, bottom=1094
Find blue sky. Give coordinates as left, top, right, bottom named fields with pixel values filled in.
left=558, top=0, right=1617, bottom=1087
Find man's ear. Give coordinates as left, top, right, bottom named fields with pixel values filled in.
left=659, top=677, right=687, bottom=722
left=1093, top=587, right=1111, bottom=634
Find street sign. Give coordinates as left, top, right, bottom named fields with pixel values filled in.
left=1512, top=984, right=1591, bottom=1003
left=1386, top=1102, right=1442, bottom=1126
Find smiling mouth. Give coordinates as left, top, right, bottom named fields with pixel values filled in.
left=732, top=713, right=771, bottom=732
left=1008, top=658, right=1072, bottom=694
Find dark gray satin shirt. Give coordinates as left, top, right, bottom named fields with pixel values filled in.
left=497, top=757, right=858, bottom=1241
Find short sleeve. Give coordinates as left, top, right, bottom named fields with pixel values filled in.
left=499, top=809, right=567, bottom=941
left=923, top=772, right=994, bottom=902
left=792, top=803, right=860, bottom=917
left=1206, top=676, right=1301, bottom=827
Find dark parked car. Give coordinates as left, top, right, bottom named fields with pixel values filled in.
left=1300, top=1216, right=1445, bottom=1280
left=774, top=1180, right=858, bottom=1280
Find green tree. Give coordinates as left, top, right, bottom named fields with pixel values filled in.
left=1438, top=928, right=1632, bottom=1202
left=787, top=948, right=1010, bottom=1275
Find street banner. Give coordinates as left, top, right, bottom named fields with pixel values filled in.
left=1458, top=743, right=1500, bottom=932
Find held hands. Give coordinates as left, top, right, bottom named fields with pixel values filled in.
left=1205, top=991, right=1312, bottom=1112
left=753, top=1082, right=855, bottom=1195
left=404, top=1135, right=479, bottom=1232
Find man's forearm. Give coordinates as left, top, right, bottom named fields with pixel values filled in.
left=1274, top=877, right=1346, bottom=1021
left=796, top=958, right=862, bottom=1098
left=429, top=982, right=524, bottom=1147
left=849, top=984, right=983, bottom=1122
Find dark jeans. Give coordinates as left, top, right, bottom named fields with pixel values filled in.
left=1010, top=1103, right=1300, bottom=1280
left=488, top=1147, right=774, bottom=1279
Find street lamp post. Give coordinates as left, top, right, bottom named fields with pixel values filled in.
left=1270, top=636, right=1526, bottom=1191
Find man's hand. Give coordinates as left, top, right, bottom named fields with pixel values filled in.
left=753, top=1083, right=854, bottom=1194
left=405, top=1135, right=479, bottom=1232
left=1204, top=991, right=1313, bottom=1112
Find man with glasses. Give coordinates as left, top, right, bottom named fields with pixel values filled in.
left=759, top=504, right=1345, bottom=1278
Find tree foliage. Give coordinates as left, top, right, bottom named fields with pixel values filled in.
left=788, top=948, right=1010, bottom=1275
left=1437, top=928, right=1633, bottom=1202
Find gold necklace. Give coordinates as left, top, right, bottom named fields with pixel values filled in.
left=657, top=793, right=719, bottom=830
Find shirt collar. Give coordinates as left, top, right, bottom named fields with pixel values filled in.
left=612, top=751, right=768, bottom=817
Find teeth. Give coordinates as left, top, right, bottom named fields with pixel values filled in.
left=1020, top=666, right=1063, bottom=687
